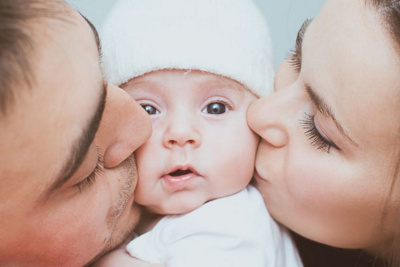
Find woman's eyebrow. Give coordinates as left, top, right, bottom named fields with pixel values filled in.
left=292, top=19, right=312, bottom=71
left=305, top=83, right=359, bottom=147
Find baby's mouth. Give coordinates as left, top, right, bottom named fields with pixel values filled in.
left=169, top=169, right=193, bottom=177
left=163, top=167, right=198, bottom=188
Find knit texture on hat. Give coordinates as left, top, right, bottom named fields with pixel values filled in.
left=101, top=0, right=274, bottom=97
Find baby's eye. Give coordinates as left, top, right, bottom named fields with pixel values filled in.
left=141, top=104, right=159, bottom=115
left=202, top=102, right=227, bottom=115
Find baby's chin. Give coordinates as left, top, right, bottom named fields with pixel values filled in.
left=150, top=196, right=211, bottom=215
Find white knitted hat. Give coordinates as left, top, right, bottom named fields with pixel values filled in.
left=101, top=0, right=274, bottom=97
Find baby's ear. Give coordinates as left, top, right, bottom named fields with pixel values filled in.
left=274, top=57, right=300, bottom=92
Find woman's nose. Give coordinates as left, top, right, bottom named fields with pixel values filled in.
left=96, top=83, right=152, bottom=169
left=162, top=114, right=201, bottom=149
left=247, top=89, right=292, bottom=148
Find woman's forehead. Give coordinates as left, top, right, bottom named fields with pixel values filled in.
left=301, top=0, right=400, bottom=148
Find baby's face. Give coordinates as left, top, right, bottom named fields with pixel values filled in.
left=122, top=69, right=258, bottom=214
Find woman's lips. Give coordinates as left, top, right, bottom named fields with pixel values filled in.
left=254, top=169, right=268, bottom=182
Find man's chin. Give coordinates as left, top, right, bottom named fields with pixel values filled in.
left=84, top=228, right=136, bottom=266
left=85, top=206, right=142, bottom=266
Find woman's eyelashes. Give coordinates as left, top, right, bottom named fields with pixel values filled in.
left=288, top=52, right=302, bottom=72
left=288, top=19, right=312, bottom=72
left=300, top=113, right=340, bottom=153
left=288, top=19, right=341, bottom=153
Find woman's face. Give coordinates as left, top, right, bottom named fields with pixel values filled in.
left=248, top=0, right=400, bottom=253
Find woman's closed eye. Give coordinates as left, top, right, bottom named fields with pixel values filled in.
left=300, top=113, right=340, bottom=153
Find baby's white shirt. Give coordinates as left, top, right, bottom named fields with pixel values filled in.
left=127, top=185, right=302, bottom=267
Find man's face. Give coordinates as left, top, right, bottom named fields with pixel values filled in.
left=0, top=4, right=151, bottom=266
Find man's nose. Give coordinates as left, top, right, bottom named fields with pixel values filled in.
left=96, top=83, right=152, bottom=169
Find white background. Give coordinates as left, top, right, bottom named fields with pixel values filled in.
left=66, top=0, right=325, bottom=69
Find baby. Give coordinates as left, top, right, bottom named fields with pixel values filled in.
left=99, top=0, right=302, bottom=266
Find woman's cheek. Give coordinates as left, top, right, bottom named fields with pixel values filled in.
left=285, top=150, right=334, bottom=210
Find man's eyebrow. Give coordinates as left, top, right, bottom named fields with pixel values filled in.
left=44, top=82, right=107, bottom=199
left=305, top=84, right=359, bottom=147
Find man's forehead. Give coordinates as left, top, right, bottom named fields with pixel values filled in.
left=0, top=1, right=105, bottom=200
left=37, top=5, right=102, bottom=62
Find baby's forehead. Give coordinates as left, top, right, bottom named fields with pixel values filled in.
left=128, top=69, right=251, bottom=95
left=194, top=71, right=256, bottom=98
